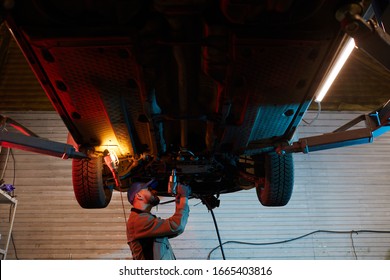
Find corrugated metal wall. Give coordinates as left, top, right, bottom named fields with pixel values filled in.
left=1, top=111, right=390, bottom=260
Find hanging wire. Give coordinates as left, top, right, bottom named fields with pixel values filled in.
left=200, top=196, right=226, bottom=260
left=302, top=101, right=322, bottom=126
left=350, top=230, right=358, bottom=260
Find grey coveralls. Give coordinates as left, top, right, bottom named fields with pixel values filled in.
left=126, top=198, right=190, bottom=260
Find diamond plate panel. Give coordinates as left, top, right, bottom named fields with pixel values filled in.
left=32, top=43, right=148, bottom=156
left=221, top=38, right=325, bottom=151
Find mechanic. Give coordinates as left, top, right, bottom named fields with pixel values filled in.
left=126, top=179, right=191, bottom=260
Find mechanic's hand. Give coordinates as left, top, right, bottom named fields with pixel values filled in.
left=176, top=183, right=191, bottom=198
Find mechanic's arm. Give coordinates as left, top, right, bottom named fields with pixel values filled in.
left=133, top=184, right=190, bottom=239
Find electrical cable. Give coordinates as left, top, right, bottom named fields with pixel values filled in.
left=119, top=189, right=134, bottom=256
left=200, top=196, right=226, bottom=260
left=119, top=191, right=128, bottom=225
left=350, top=231, right=358, bottom=259
left=118, top=190, right=134, bottom=256
left=207, top=229, right=390, bottom=260
left=208, top=207, right=226, bottom=260
left=159, top=195, right=196, bottom=205
left=159, top=198, right=177, bottom=205
left=160, top=195, right=227, bottom=260
left=302, top=101, right=322, bottom=126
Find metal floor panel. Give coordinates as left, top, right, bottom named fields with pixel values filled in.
left=30, top=42, right=147, bottom=156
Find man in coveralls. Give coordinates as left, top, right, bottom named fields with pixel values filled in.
left=126, top=179, right=191, bottom=260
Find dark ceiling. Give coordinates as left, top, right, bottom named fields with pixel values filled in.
left=1, top=24, right=390, bottom=113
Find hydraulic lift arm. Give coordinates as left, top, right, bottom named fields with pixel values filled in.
left=0, top=115, right=87, bottom=159
left=277, top=100, right=390, bottom=154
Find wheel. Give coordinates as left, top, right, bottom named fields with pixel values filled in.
left=254, top=153, right=294, bottom=206
left=72, top=156, right=112, bottom=208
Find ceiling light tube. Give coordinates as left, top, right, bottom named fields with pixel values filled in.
left=314, top=37, right=356, bottom=103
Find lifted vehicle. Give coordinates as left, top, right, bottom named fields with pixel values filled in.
left=1, top=0, right=389, bottom=209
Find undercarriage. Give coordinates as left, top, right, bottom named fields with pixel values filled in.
left=1, top=0, right=390, bottom=209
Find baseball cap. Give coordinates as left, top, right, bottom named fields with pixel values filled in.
left=127, top=179, right=158, bottom=205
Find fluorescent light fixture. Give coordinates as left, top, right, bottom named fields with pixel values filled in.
left=314, top=37, right=356, bottom=103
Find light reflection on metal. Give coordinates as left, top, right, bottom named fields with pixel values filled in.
left=103, top=149, right=121, bottom=187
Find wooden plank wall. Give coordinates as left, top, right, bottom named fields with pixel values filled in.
left=1, top=111, right=390, bottom=260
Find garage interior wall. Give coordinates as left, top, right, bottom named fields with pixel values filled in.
left=1, top=111, right=390, bottom=260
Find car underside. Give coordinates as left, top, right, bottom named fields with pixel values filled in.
left=1, top=0, right=379, bottom=208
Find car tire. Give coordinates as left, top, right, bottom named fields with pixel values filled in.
left=254, top=152, right=294, bottom=206
left=72, top=156, right=112, bottom=208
